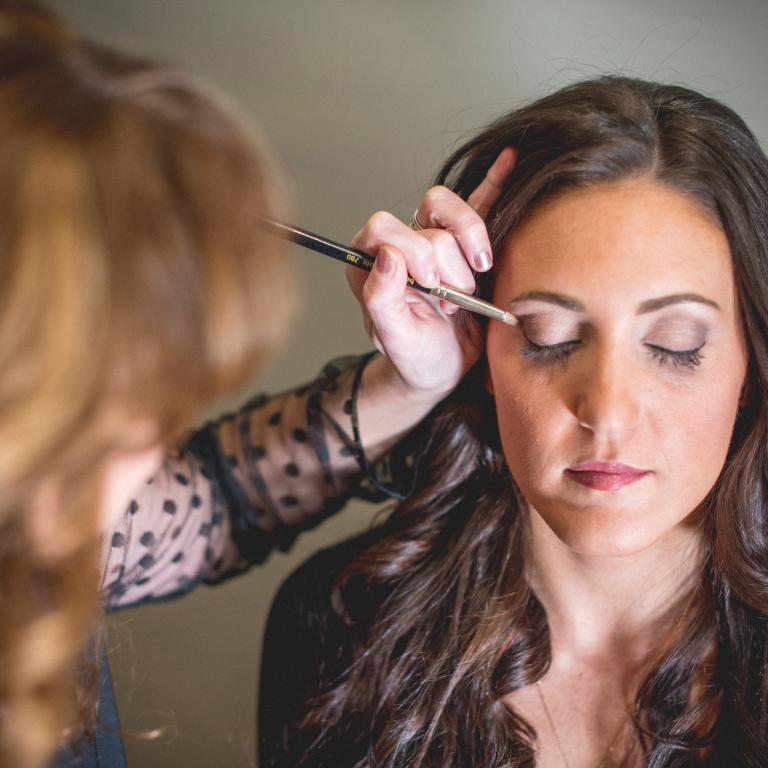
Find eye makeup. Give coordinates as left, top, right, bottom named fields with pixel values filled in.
left=515, top=313, right=581, bottom=347
left=642, top=315, right=709, bottom=352
left=515, top=313, right=582, bottom=362
left=642, top=315, right=709, bottom=369
left=512, top=308, right=711, bottom=370
left=522, top=337, right=581, bottom=363
left=645, top=344, right=705, bottom=369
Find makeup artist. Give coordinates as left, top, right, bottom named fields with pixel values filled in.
left=0, top=4, right=515, bottom=768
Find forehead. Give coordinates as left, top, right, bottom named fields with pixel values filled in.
left=494, top=179, right=735, bottom=314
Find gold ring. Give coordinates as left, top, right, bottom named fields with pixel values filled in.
left=410, top=208, right=427, bottom=230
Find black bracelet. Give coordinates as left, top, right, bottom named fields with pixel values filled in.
left=308, top=353, right=427, bottom=502
left=348, top=353, right=426, bottom=502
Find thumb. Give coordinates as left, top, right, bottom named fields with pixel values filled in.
left=361, top=245, right=421, bottom=350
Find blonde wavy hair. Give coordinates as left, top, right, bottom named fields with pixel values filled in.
left=0, top=3, right=295, bottom=766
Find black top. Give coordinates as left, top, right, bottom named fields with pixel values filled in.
left=259, top=528, right=383, bottom=768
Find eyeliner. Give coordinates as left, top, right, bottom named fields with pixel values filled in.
left=260, top=218, right=517, bottom=326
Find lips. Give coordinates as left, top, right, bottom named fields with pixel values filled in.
left=564, top=461, right=652, bottom=491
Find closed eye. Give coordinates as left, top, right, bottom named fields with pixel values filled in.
left=521, top=339, right=706, bottom=370
left=522, top=337, right=581, bottom=362
left=646, top=343, right=705, bottom=369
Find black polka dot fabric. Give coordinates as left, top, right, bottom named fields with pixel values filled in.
left=100, top=355, right=420, bottom=610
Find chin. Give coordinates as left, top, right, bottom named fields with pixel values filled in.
left=561, top=527, right=661, bottom=558
left=534, top=501, right=672, bottom=558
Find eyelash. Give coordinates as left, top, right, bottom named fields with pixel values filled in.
left=646, top=343, right=704, bottom=369
left=522, top=339, right=579, bottom=363
left=522, top=339, right=706, bottom=370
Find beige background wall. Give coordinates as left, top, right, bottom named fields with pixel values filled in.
left=49, top=1, right=768, bottom=765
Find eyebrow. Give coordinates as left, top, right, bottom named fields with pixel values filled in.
left=509, top=291, right=721, bottom=314
left=509, top=291, right=585, bottom=311
left=636, top=293, right=721, bottom=314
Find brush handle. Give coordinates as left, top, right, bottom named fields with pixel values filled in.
left=260, top=218, right=430, bottom=294
left=259, top=217, right=516, bottom=326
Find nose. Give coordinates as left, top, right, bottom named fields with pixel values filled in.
left=570, top=343, right=642, bottom=440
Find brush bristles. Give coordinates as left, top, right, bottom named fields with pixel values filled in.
left=502, top=311, right=518, bottom=326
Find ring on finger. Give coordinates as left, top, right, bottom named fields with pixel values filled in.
left=410, top=208, right=427, bottom=231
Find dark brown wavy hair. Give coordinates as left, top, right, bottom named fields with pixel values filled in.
left=292, top=77, right=768, bottom=766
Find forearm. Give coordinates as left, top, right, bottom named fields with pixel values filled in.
left=101, top=354, right=437, bottom=608
left=353, top=353, right=444, bottom=463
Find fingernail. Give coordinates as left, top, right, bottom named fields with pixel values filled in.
left=425, top=270, right=439, bottom=287
left=377, top=248, right=393, bottom=274
left=474, top=250, right=492, bottom=271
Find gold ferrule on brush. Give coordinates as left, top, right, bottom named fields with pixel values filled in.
left=430, top=285, right=517, bottom=326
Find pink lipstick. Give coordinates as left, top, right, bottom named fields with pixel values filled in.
left=564, top=462, right=651, bottom=491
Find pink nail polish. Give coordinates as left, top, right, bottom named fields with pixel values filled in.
left=475, top=250, right=492, bottom=271
left=377, top=249, right=393, bottom=274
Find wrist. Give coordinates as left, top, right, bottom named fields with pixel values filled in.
left=361, top=354, right=453, bottom=412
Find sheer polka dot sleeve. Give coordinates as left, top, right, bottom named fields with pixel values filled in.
left=101, top=354, right=425, bottom=610
left=101, top=446, right=238, bottom=610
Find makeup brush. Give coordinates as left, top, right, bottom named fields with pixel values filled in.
left=260, top=218, right=517, bottom=326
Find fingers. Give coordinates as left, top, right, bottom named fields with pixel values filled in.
left=345, top=267, right=382, bottom=352
left=420, top=228, right=475, bottom=299
left=352, top=211, right=439, bottom=288
left=347, top=245, right=421, bottom=355
left=416, top=186, right=491, bottom=273
left=349, top=145, right=517, bottom=332
left=415, top=147, right=517, bottom=273
left=346, top=245, right=415, bottom=322
left=352, top=211, right=474, bottom=295
left=466, top=146, right=517, bottom=219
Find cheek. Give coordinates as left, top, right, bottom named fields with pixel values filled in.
left=659, top=369, right=743, bottom=504
left=489, top=353, right=568, bottom=486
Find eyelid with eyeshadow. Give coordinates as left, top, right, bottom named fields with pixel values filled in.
left=515, top=313, right=582, bottom=347
left=514, top=308, right=711, bottom=350
left=520, top=335, right=707, bottom=369
left=514, top=313, right=710, bottom=370
left=642, top=316, right=710, bottom=352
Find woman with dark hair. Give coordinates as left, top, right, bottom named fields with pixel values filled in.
left=261, top=76, right=768, bottom=766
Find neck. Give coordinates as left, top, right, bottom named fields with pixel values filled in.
left=526, top=509, right=704, bottom=669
